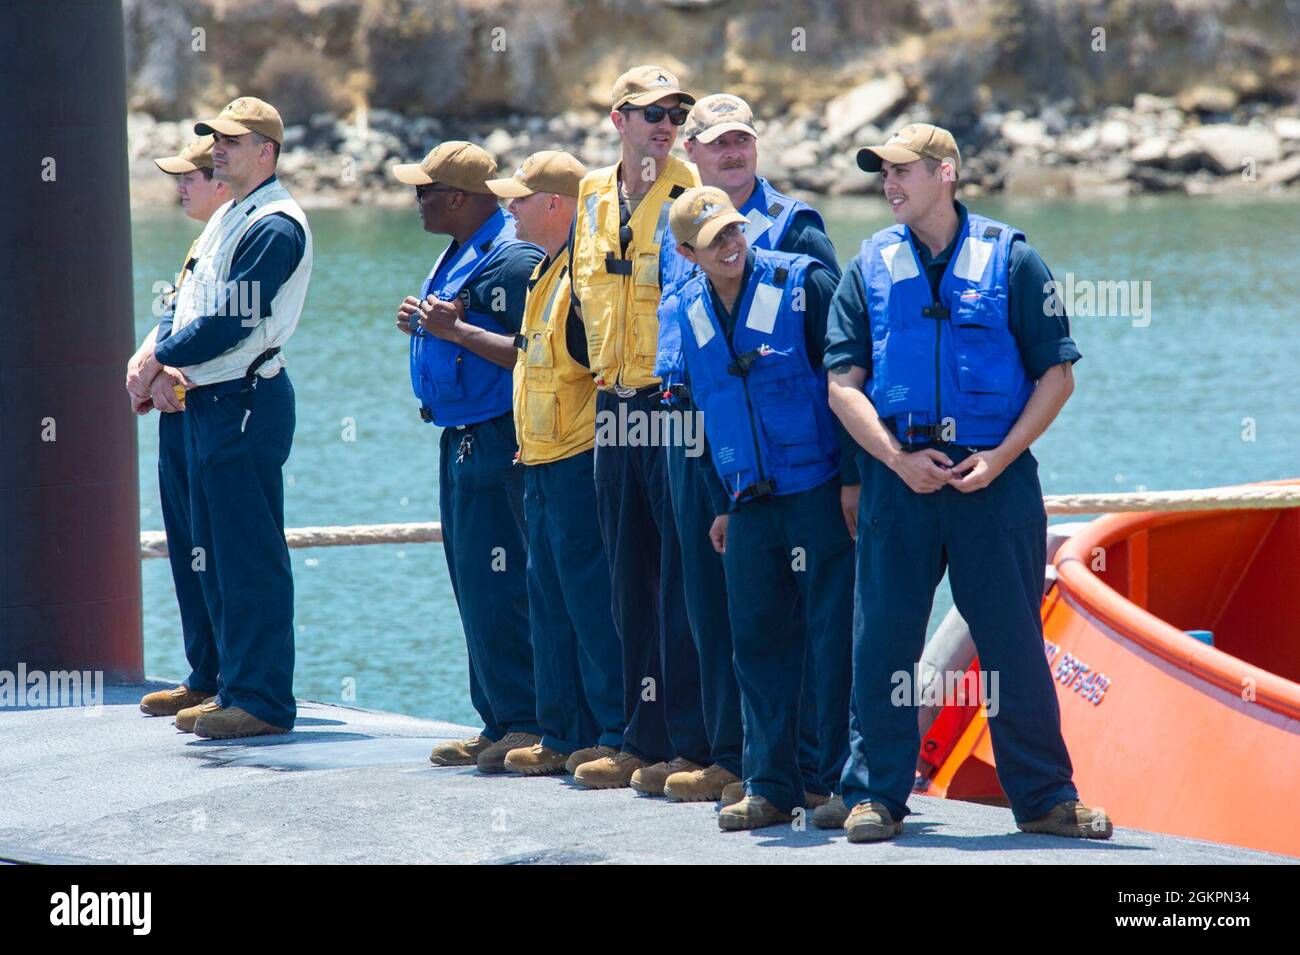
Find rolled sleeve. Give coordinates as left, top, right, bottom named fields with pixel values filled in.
left=1008, top=240, right=1082, bottom=380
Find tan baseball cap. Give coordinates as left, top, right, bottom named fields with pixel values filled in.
left=194, top=97, right=285, bottom=144
left=611, top=64, right=695, bottom=110
left=684, top=93, right=757, bottom=143
left=391, top=140, right=498, bottom=193
left=669, top=186, right=749, bottom=248
left=154, top=136, right=215, bottom=174
left=485, top=150, right=588, bottom=199
left=857, top=123, right=961, bottom=176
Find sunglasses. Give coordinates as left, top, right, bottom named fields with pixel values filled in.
left=621, top=104, right=690, bottom=126
left=415, top=183, right=460, bottom=200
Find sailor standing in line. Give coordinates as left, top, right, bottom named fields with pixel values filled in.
left=661, top=187, right=854, bottom=831
left=146, top=97, right=311, bottom=739
left=656, top=94, right=856, bottom=808
left=129, top=136, right=228, bottom=726
left=824, top=123, right=1112, bottom=841
left=390, top=142, right=546, bottom=773
left=479, top=152, right=629, bottom=777
left=567, top=66, right=711, bottom=792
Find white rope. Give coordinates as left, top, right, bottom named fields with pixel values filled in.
left=138, top=484, right=1299, bottom=559
left=1042, top=484, right=1300, bottom=515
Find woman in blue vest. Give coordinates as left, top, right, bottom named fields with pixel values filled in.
left=655, top=95, right=855, bottom=807
left=391, top=141, right=545, bottom=772
left=664, top=187, right=854, bottom=831
left=825, top=123, right=1113, bottom=842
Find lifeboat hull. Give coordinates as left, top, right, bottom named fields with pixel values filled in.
left=919, top=484, right=1300, bottom=857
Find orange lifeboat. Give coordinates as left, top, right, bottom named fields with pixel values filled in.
left=917, top=481, right=1300, bottom=857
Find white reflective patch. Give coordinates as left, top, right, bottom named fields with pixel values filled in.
left=653, top=201, right=672, bottom=246
left=688, top=298, right=715, bottom=348
left=585, top=194, right=599, bottom=235
left=953, top=237, right=994, bottom=282
left=746, top=282, right=783, bottom=334
left=880, top=240, right=919, bottom=283
left=743, top=209, right=773, bottom=243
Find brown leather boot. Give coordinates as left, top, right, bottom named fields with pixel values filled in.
left=845, top=801, right=903, bottom=843
left=174, top=698, right=220, bottom=733
left=477, top=732, right=542, bottom=774
left=812, top=795, right=850, bottom=829
left=664, top=764, right=740, bottom=802
left=631, top=757, right=702, bottom=796
left=1017, top=800, right=1113, bottom=839
left=720, top=780, right=746, bottom=806
left=504, top=743, right=568, bottom=775
left=565, top=745, right=617, bottom=775
left=193, top=706, right=291, bottom=739
left=141, top=685, right=212, bottom=717
left=429, top=735, right=492, bottom=766
left=718, top=796, right=792, bottom=831
left=573, top=751, right=646, bottom=789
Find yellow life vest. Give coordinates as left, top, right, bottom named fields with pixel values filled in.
left=513, top=250, right=596, bottom=465
left=571, top=155, right=699, bottom=391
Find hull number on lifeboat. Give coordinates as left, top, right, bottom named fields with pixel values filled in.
left=1044, top=640, right=1110, bottom=705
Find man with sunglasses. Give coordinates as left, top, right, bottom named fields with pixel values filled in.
left=655, top=94, right=857, bottom=811
left=661, top=187, right=853, bottom=831
left=391, top=141, right=546, bottom=773
left=568, top=66, right=709, bottom=792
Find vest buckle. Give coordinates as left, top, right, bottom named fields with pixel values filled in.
left=735, top=478, right=777, bottom=502
left=921, top=304, right=950, bottom=320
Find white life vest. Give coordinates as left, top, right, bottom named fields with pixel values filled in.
left=171, top=178, right=313, bottom=385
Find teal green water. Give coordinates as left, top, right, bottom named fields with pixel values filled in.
left=132, top=195, right=1300, bottom=724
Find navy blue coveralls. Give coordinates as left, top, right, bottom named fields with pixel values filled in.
left=520, top=252, right=626, bottom=755
left=423, top=230, right=545, bottom=743
left=691, top=250, right=856, bottom=812
left=153, top=258, right=219, bottom=696
left=664, top=201, right=852, bottom=788
left=824, top=200, right=1084, bottom=823
left=154, top=175, right=303, bottom=730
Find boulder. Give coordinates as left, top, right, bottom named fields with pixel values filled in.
left=1258, top=153, right=1300, bottom=188
left=1177, top=85, right=1239, bottom=114
left=1130, top=136, right=1171, bottom=165
left=822, top=74, right=907, bottom=145
left=1273, top=117, right=1300, bottom=142
left=1000, top=114, right=1050, bottom=149
left=1183, top=124, right=1282, bottom=175
left=1098, top=118, right=1131, bottom=151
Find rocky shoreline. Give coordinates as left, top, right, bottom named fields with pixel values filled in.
left=128, top=78, right=1300, bottom=207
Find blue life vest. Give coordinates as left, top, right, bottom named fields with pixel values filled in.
left=856, top=212, right=1034, bottom=448
left=655, top=178, right=826, bottom=397
left=674, top=249, right=840, bottom=504
left=410, top=209, right=535, bottom=427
